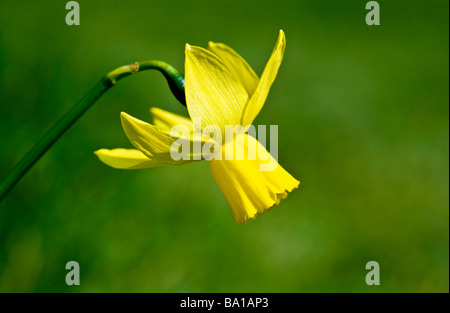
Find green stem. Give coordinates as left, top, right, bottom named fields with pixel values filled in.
left=0, top=60, right=185, bottom=202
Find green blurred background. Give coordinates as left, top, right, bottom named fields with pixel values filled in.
left=0, top=0, right=448, bottom=292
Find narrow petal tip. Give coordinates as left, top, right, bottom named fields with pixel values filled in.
left=120, top=111, right=144, bottom=133
left=120, top=111, right=134, bottom=123
left=279, top=29, right=286, bottom=43
left=120, top=111, right=129, bottom=125
left=149, top=107, right=159, bottom=115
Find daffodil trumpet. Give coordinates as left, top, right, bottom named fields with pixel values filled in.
left=0, top=60, right=186, bottom=202
left=96, top=30, right=300, bottom=224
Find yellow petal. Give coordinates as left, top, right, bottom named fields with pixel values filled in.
left=120, top=112, right=192, bottom=165
left=150, top=107, right=193, bottom=131
left=149, top=108, right=213, bottom=157
left=185, top=44, right=249, bottom=131
left=242, top=30, right=286, bottom=127
left=208, top=41, right=259, bottom=97
left=209, top=133, right=299, bottom=225
left=94, top=148, right=164, bottom=169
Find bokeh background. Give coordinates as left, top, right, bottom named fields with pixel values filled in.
left=0, top=0, right=448, bottom=292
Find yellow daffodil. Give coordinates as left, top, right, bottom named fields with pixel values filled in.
left=95, top=30, right=299, bottom=224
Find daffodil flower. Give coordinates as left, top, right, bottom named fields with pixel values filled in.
left=95, top=30, right=299, bottom=224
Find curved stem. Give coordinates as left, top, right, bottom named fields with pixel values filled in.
left=0, top=60, right=185, bottom=202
